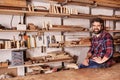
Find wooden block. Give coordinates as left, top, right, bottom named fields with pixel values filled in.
left=31, top=5, right=34, bottom=12
left=0, top=68, right=17, bottom=76
left=28, top=5, right=32, bottom=12
left=49, top=43, right=59, bottom=47
left=1, top=62, right=8, bottom=67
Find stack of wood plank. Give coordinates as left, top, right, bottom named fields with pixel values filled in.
left=25, top=51, right=73, bottom=65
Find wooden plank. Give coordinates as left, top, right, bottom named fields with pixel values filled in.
left=67, top=0, right=120, bottom=9
left=50, top=0, right=66, bottom=3
left=67, top=0, right=93, bottom=7
left=0, top=9, right=119, bottom=20
left=68, top=13, right=120, bottom=20
left=96, top=2, right=120, bottom=8
left=0, top=68, right=17, bottom=76
left=46, top=13, right=70, bottom=17
left=92, top=0, right=120, bottom=5
left=26, top=11, right=49, bottom=16
left=69, top=13, right=95, bottom=19
left=0, top=30, right=38, bottom=32
left=98, top=15, right=120, bottom=20
left=108, top=30, right=120, bottom=32
left=0, top=9, right=26, bottom=15
left=0, top=0, right=27, bottom=8
left=68, top=0, right=93, bottom=4
left=51, top=25, right=89, bottom=32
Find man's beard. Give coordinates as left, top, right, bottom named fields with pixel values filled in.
left=93, top=29, right=102, bottom=34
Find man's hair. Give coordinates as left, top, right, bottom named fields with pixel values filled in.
left=91, top=18, right=104, bottom=29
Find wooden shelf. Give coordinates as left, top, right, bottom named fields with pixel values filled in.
left=0, top=29, right=89, bottom=32
left=93, top=0, right=120, bottom=8
left=66, top=0, right=94, bottom=7
left=1, top=29, right=120, bottom=33
left=26, top=11, right=49, bottom=16
left=65, top=45, right=91, bottom=47
left=28, top=0, right=120, bottom=9
left=65, top=43, right=120, bottom=47
left=8, top=58, right=73, bottom=68
left=66, top=0, right=120, bottom=9
left=0, top=47, right=27, bottom=51
left=26, top=11, right=70, bottom=17
left=0, top=5, right=27, bottom=8
left=29, top=12, right=120, bottom=20
left=46, top=13, right=70, bottom=17
left=98, top=15, right=120, bottom=20
left=0, top=30, right=38, bottom=32
left=107, top=30, right=120, bottom=32
left=69, top=14, right=120, bottom=20
left=49, top=28, right=89, bottom=32
left=0, top=9, right=26, bottom=15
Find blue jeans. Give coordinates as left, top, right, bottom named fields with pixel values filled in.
left=79, top=59, right=106, bottom=68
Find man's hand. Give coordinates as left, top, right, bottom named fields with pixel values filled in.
left=93, top=56, right=109, bottom=64
left=81, top=58, right=89, bottom=66
left=92, top=57, right=102, bottom=64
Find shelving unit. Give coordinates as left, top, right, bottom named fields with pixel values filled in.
left=0, top=0, right=120, bottom=77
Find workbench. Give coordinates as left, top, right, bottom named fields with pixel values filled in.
left=3, top=63, right=120, bottom=80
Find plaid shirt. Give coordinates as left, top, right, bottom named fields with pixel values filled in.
left=88, top=31, right=114, bottom=67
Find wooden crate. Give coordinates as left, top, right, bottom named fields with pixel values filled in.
left=0, top=0, right=26, bottom=7
left=0, top=68, right=17, bottom=77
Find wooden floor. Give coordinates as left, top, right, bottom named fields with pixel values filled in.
left=3, top=63, right=120, bottom=80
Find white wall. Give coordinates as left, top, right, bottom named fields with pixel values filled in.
left=0, top=15, right=23, bottom=28
left=91, top=8, right=113, bottom=16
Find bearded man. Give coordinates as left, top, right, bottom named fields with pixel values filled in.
left=79, top=18, right=114, bottom=68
